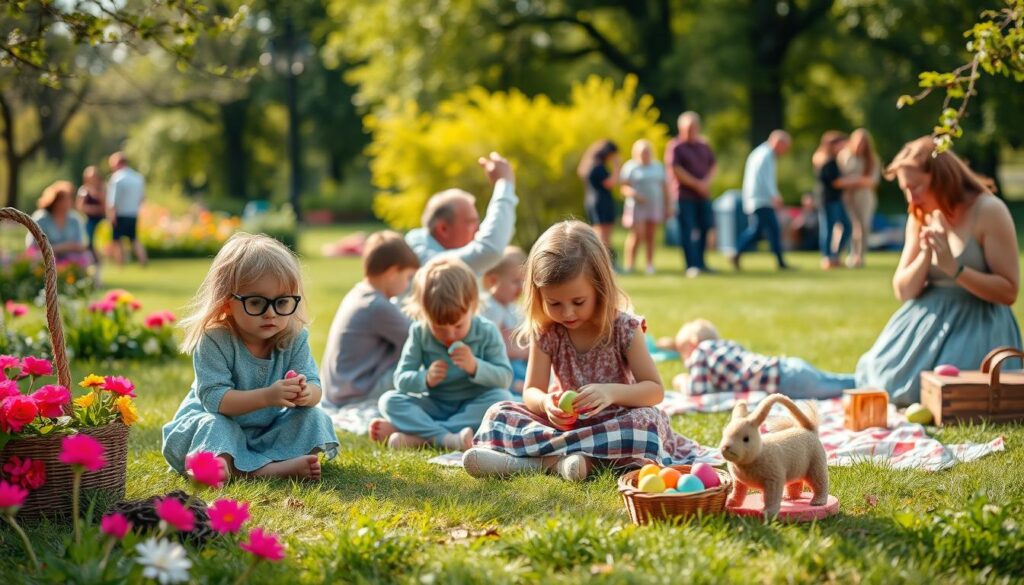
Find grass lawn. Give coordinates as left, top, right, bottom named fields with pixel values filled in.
left=2, top=224, right=1023, bottom=583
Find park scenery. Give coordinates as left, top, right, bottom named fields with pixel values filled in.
left=1, top=1, right=1024, bottom=584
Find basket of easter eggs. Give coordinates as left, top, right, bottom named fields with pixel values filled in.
left=617, top=462, right=732, bottom=525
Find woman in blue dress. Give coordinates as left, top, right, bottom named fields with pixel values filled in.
left=856, top=136, right=1021, bottom=405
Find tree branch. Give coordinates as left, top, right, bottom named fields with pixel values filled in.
left=500, top=13, right=641, bottom=75
left=17, top=83, right=91, bottom=163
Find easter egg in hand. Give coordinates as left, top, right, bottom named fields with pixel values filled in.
left=638, top=464, right=661, bottom=480
left=658, top=467, right=682, bottom=490
left=638, top=474, right=666, bottom=493
left=558, top=391, right=578, bottom=415
left=691, top=462, right=720, bottom=489
left=905, top=403, right=934, bottom=425
left=447, top=341, right=466, bottom=355
left=935, top=364, right=960, bottom=376
left=676, top=474, right=705, bottom=494
left=285, top=370, right=298, bottom=379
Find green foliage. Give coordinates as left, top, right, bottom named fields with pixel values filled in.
left=0, top=257, right=95, bottom=302
left=368, top=75, right=669, bottom=245
left=241, top=205, right=299, bottom=251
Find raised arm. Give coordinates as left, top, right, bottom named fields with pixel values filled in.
left=444, top=153, right=518, bottom=274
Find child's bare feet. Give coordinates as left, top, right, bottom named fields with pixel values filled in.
left=368, top=418, right=397, bottom=443
left=441, top=427, right=474, bottom=451
left=252, top=455, right=321, bottom=480
left=387, top=432, right=430, bottom=449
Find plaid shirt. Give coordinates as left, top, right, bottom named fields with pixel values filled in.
left=683, top=339, right=780, bottom=395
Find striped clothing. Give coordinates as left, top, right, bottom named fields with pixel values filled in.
left=683, top=339, right=780, bottom=395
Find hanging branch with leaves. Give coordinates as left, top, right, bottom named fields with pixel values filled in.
left=897, top=0, right=1024, bottom=152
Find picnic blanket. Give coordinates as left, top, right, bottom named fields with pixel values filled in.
left=658, top=390, right=1006, bottom=472
left=318, top=397, right=380, bottom=436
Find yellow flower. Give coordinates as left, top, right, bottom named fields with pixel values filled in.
left=115, top=396, right=139, bottom=426
left=74, top=392, right=96, bottom=408
left=116, top=293, right=136, bottom=305
left=79, top=374, right=105, bottom=389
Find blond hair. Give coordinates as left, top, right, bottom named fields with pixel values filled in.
left=362, top=230, right=420, bottom=276
left=516, top=220, right=628, bottom=348
left=483, top=246, right=526, bottom=282
left=406, top=257, right=479, bottom=325
left=676, top=319, right=719, bottom=350
left=179, top=233, right=309, bottom=353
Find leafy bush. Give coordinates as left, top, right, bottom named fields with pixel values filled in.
left=241, top=204, right=298, bottom=251
left=0, top=256, right=95, bottom=303
left=368, top=75, right=670, bottom=245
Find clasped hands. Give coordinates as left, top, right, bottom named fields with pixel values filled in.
left=918, top=210, right=959, bottom=277
left=543, top=384, right=616, bottom=430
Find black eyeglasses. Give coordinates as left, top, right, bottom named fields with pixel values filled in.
left=232, top=294, right=301, bottom=317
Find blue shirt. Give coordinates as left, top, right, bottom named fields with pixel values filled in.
left=394, top=316, right=512, bottom=402
left=742, top=142, right=777, bottom=214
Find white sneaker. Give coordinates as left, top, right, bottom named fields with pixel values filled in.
left=685, top=267, right=701, bottom=279
left=645, top=265, right=656, bottom=275
left=555, top=453, right=593, bottom=481
left=462, top=447, right=544, bottom=478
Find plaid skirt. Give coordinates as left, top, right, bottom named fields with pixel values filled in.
left=473, top=401, right=701, bottom=469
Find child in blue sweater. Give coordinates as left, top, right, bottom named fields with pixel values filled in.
left=370, top=257, right=514, bottom=450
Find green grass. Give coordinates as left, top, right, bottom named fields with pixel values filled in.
left=2, top=224, right=1023, bottom=584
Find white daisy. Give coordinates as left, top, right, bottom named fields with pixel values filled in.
left=135, top=537, right=192, bottom=584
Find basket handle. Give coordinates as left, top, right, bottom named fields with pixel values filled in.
left=986, top=348, right=1024, bottom=414
left=0, top=207, right=72, bottom=390
left=980, top=347, right=1023, bottom=373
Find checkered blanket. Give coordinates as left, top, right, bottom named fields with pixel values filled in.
left=658, top=390, right=1006, bottom=472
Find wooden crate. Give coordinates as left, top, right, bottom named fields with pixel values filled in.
left=920, top=347, right=1024, bottom=426
left=843, top=388, right=889, bottom=431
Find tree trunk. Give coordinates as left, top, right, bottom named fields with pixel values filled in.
left=219, top=98, right=249, bottom=200
left=4, top=154, right=19, bottom=209
left=750, top=66, right=784, bottom=145
left=37, top=90, right=65, bottom=162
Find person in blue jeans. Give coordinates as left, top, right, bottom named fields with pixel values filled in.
left=672, top=319, right=856, bottom=399
left=666, top=112, right=717, bottom=277
left=371, top=257, right=513, bottom=450
left=813, top=131, right=853, bottom=269
left=732, top=130, right=791, bottom=270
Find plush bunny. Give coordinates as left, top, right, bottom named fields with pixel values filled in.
left=719, top=394, right=828, bottom=518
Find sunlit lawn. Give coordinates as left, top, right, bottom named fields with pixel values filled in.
left=2, top=224, right=1022, bottom=583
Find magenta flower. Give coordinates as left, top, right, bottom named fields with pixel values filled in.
left=240, top=527, right=286, bottom=561
left=185, top=451, right=226, bottom=489
left=102, top=376, right=136, bottom=398
left=31, top=384, right=70, bottom=418
left=0, top=395, right=39, bottom=433
left=208, top=499, right=249, bottom=534
left=2, top=456, right=46, bottom=491
left=0, top=379, right=19, bottom=399
left=59, top=434, right=106, bottom=472
left=100, top=512, right=132, bottom=540
left=155, top=497, right=195, bottom=532
left=0, top=355, right=20, bottom=375
left=104, top=289, right=129, bottom=303
left=20, top=357, right=52, bottom=377
left=4, top=300, right=27, bottom=318
left=0, top=480, right=28, bottom=513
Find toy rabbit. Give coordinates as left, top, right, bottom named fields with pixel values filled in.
left=719, top=394, right=828, bottom=518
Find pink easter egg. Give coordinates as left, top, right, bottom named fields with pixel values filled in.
left=691, top=462, right=720, bottom=489
left=285, top=370, right=298, bottom=379
left=935, top=364, right=960, bottom=376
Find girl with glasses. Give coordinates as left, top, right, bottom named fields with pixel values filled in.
left=162, top=233, right=338, bottom=481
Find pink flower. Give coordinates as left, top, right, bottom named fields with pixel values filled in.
left=129, top=300, right=142, bottom=311
left=185, top=451, right=225, bottom=489
left=0, top=355, right=20, bottom=375
left=89, top=300, right=116, bottom=314
left=0, top=395, right=39, bottom=433
left=155, top=497, right=194, bottom=532
left=0, top=379, right=19, bottom=399
left=59, top=434, right=106, bottom=472
left=208, top=499, right=249, bottom=534
left=31, top=384, right=70, bottom=418
left=104, top=289, right=129, bottom=303
left=0, top=480, right=28, bottom=513
left=100, top=512, right=132, bottom=539
left=4, top=300, right=27, bottom=318
left=2, top=456, right=46, bottom=491
left=102, top=376, right=136, bottom=398
left=240, top=527, right=285, bottom=561
left=144, top=313, right=167, bottom=329
left=20, top=357, right=52, bottom=377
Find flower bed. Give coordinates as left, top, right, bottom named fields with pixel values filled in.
left=139, top=204, right=241, bottom=259
left=0, top=255, right=95, bottom=302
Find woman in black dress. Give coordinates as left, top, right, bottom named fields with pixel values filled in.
left=577, top=139, right=620, bottom=258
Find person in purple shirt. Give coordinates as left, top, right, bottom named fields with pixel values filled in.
left=666, top=112, right=717, bottom=278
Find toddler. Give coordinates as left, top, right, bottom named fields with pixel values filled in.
left=672, top=319, right=856, bottom=399
left=480, top=246, right=528, bottom=392
left=370, top=257, right=514, bottom=450
left=162, top=233, right=338, bottom=480
left=464, top=221, right=701, bottom=481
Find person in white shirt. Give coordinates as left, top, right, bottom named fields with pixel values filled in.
left=106, top=151, right=148, bottom=266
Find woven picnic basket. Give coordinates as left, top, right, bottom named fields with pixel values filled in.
left=0, top=207, right=129, bottom=518
left=617, top=464, right=732, bottom=525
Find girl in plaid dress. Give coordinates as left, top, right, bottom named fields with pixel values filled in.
left=463, top=220, right=701, bottom=481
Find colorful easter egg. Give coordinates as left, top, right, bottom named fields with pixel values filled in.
left=284, top=370, right=298, bottom=379
left=664, top=488, right=679, bottom=494
left=658, top=467, right=682, bottom=490
left=905, top=403, right=934, bottom=425
left=676, top=474, right=705, bottom=494
left=638, top=464, right=661, bottom=480
left=638, top=474, right=666, bottom=493
left=691, top=462, right=720, bottom=489
left=558, top=391, right=578, bottom=415
left=935, top=364, right=960, bottom=376
left=447, top=341, right=466, bottom=355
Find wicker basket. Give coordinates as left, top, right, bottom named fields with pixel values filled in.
left=617, top=464, right=732, bottom=525
left=0, top=207, right=130, bottom=518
